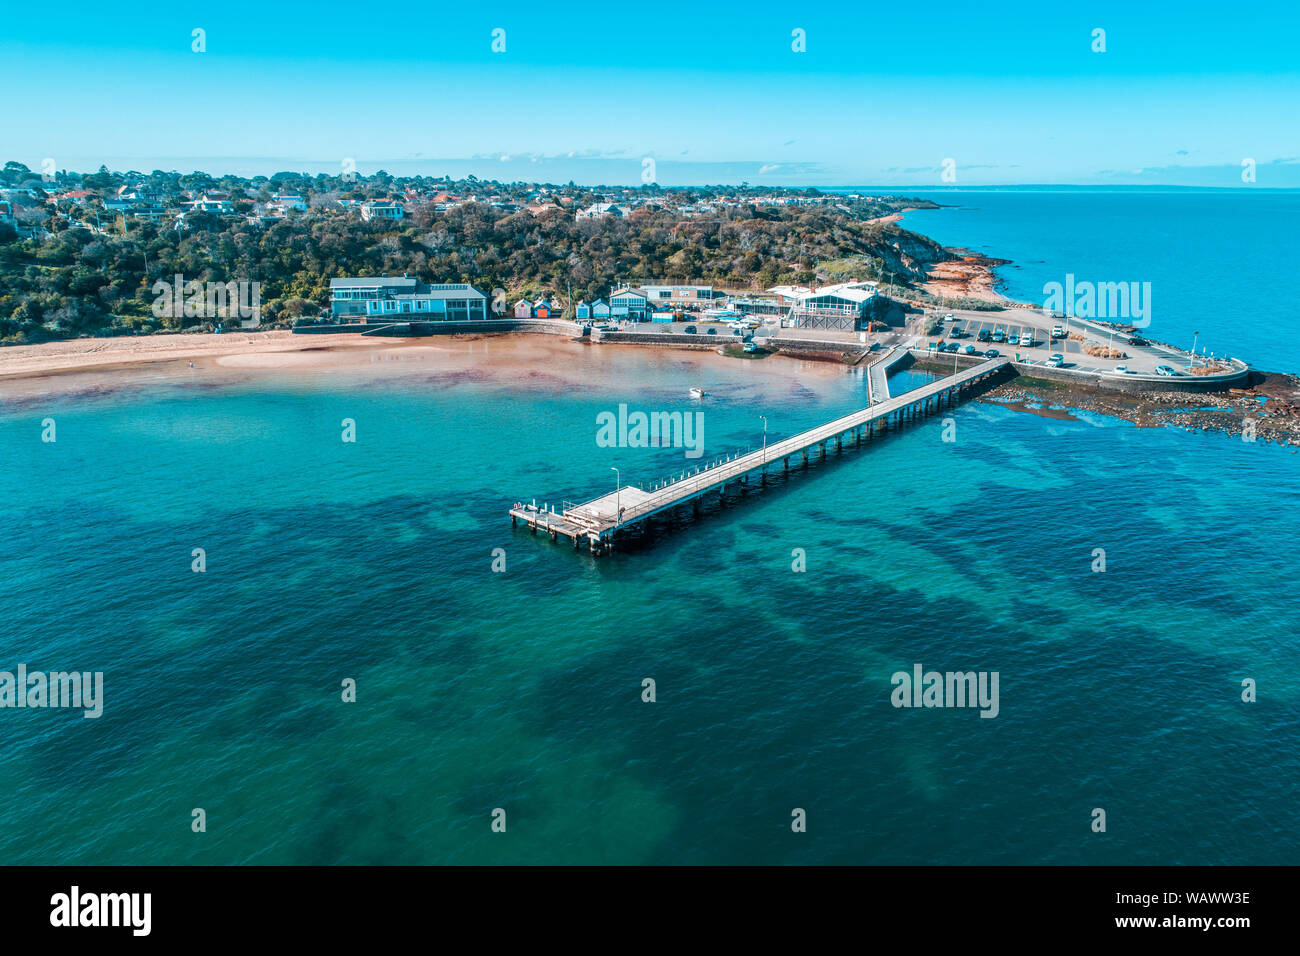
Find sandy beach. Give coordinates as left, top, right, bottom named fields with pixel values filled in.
left=0, top=328, right=865, bottom=407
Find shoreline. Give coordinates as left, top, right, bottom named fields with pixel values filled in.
left=2, top=326, right=1297, bottom=449
left=890, top=207, right=1026, bottom=307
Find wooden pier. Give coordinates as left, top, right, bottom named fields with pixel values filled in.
left=510, top=357, right=1011, bottom=555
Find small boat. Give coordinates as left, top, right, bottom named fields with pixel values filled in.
left=689, top=387, right=705, bottom=399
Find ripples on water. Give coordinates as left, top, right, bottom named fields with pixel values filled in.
left=0, top=343, right=1295, bottom=865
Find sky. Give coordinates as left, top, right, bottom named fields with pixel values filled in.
left=2, top=0, right=1299, bottom=187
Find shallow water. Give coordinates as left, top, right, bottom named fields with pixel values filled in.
left=1, top=338, right=1296, bottom=865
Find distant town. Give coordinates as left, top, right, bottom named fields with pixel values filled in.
left=0, top=161, right=951, bottom=344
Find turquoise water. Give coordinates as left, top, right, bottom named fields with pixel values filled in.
left=899, top=188, right=1300, bottom=373
left=2, top=191, right=1298, bottom=865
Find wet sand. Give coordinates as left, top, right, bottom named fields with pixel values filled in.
left=0, top=330, right=867, bottom=407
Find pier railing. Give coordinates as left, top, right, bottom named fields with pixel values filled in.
left=581, top=356, right=1009, bottom=532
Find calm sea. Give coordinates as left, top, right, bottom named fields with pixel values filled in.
left=0, top=191, right=1296, bottom=864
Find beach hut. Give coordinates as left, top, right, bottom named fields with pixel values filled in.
left=591, top=298, right=611, bottom=319
left=533, top=300, right=552, bottom=319
left=575, top=300, right=591, bottom=320
left=513, top=298, right=533, bottom=319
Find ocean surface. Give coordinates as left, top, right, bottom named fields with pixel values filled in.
left=1, top=191, right=1298, bottom=865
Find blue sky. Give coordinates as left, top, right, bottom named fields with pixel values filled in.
left=3, top=0, right=1298, bottom=186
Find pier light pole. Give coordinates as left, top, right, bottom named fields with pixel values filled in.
left=760, top=416, right=767, bottom=463
left=1190, top=330, right=1199, bottom=370
left=610, top=467, right=620, bottom=528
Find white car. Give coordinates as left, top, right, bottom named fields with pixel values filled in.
left=1050, top=325, right=1065, bottom=338
left=1046, top=353, right=1064, bottom=367
left=1114, top=364, right=1129, bottom=374
left=1018, top=333, right=1034, bottom=347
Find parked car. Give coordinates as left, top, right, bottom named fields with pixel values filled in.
left=684, top=325, right=697, bottom=334
left=1114, top=364, right=1129, bottom=373
left=964, top=345, right=978, bottom=355
left=950, top=325, right=964, bottom=338
left=944, top=313, right=955, bottom=322
left=1050, top=325, right=1065, bottom=338
left=706, top=327, right=717, bottom=335
left=1155, top=364, right=1178, bottom=376
left=1046, top=353, right=1064, bottom=367
left=984, top=348, right=1000, bottom=358
left=1019, top=333, right=1034, bottom=347
left=1128, top=336, right=1149, bottom=346
left=992, top=329, right=1006, bottom=342
left=977, top=329, right=992, bottom=343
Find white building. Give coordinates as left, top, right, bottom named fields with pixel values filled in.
left=575, top=202, right=624, bottom=221
left=269, top=194, right=308, bottom=213
left=329, top=276, right=488, bottom=321
left=361, top=200, right=404, bottom=222
left=783, top=282, right=879, bottom=331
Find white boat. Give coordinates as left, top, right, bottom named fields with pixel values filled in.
left=689, top=387, right=705, bottom=399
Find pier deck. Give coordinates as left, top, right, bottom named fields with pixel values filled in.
left=511, top=357, right=1011, bottom=554
left=865, top=344, right=911, bottom=404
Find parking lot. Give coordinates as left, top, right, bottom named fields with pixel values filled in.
left=902, top=306, right=1202, bottom=379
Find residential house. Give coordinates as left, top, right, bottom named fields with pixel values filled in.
left=575, top=202, right=624, bottom=221
left=185, top=192, right=234, bottom=213
left=269, top=194, right=307, bottom=213
left=360, top=200, right=404, bottom=222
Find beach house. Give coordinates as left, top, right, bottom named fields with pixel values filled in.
left=609, top=287, right=650, bottom=321
left=782, top=282, right=878, bottom=331
left=513, top=298, right=534, bottom=318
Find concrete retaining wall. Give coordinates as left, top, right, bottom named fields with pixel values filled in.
left=294, top=319, right=581, bottom=337
left=1007, top=361, right=1251, bottom=393
left=593, top=331, right=733, bottom=349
